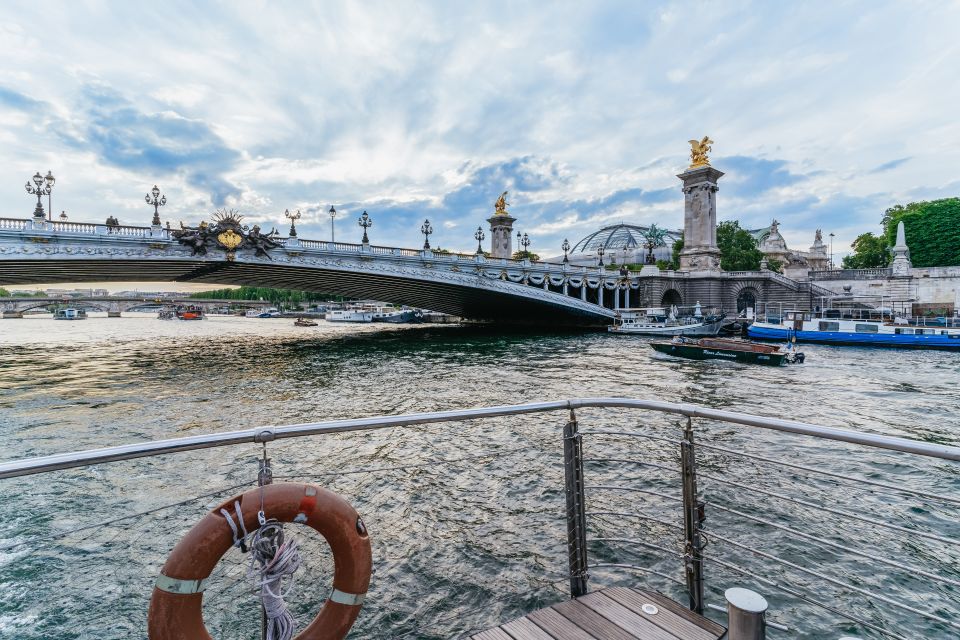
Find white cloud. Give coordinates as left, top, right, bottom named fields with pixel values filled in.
left=0, top=0, right=958, bottom=279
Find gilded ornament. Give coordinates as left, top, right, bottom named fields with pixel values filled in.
left=687, top=136, right=713, bottom=169
left=494, top=191, right=509, bottom=215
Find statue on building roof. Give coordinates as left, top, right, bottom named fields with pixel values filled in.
left=494, top=191, right=509, bottom=215
left=815, top=228, right=822, bottom=243
left=687, top=136, right=713, bottom=168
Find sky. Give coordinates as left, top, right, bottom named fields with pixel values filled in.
left=1, top=1, right=959, bottom=291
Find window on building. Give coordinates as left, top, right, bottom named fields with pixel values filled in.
left=855, top=323, right=879, bottom=333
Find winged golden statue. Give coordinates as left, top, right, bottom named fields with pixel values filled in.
left=494, top=191, right=509, bottom=214
left=688, top=136, right=713, bottom=168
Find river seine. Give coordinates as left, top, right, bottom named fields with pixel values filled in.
left=1, top=314, right=958, bottom=638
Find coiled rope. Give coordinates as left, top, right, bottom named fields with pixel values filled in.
left=221, top=500, right=303, bottom=640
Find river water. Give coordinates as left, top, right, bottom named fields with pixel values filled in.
left=0, top=314, right=958, bottom=639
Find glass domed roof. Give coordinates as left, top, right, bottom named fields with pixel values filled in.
left=570, top=223, right=682, bottom=254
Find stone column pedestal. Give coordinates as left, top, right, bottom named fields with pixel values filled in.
left=677, top=166, right=724, bottom=271
left=487, top=214, right=516, bottom=259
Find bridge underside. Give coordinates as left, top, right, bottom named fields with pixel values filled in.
left=0, top=259, right=611, bottom=326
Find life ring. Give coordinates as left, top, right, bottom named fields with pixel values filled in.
left=148, top=483, right=372, bottom=640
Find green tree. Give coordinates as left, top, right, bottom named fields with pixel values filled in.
left=841, top=233, right=890, bottom=269
left=716, top=221, right=764, bottom=271
left=670, top=237, right=684, bottom=270
left=511, top=250, right=540, bottom=261
left=0, top=288, right=9, bottom=297
left=882, top=198, right=960, bottom=268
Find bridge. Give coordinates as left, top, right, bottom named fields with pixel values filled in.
left=0, top=216, right=829, bottom=327
left=0, top=295, right=274, bottom=318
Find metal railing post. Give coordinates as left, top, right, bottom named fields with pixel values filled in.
left=563, top=409, right=589, bottom=598
left=682, top=416, right=705, bottom=614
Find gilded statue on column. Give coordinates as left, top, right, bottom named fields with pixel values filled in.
left=687, top=136, right=713, bottom=169
left=494, top=191, right=509, bottom=214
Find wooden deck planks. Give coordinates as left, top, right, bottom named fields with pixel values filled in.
left=604, top=588, right=726, bottom=640
left=526, top=608, right=596, bottom=640
left=499, top=617, right=558, bottom=640
left=551, top=600, right=640, bottom=640
left=468, top=587, right=726, bottom=640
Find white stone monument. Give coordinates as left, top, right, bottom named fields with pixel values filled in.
left=891, top=220, right=912, bottom=277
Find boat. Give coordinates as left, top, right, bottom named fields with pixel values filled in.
left=749, top=300, right=960, bottom=350
left=650, top=336, right=804, bottom=365
left=159, top=305, right=204, bottom=320
left=327, top=304, right=422, bottom=323
left=608, top=304, right=725, bottom=336
left=175, top=306, right=204, bottom=321
left=294, top=317, right=318, bottom=327
left=373, top=309, right=423, bottom=323
left=54, top=307, right=87, bottom=320
left=326, top=308, right=375, bottom=323
left=245, top=307, right=282, bottom=318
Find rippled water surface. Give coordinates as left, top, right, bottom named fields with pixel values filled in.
left=1, top=314, right=958, bottom=638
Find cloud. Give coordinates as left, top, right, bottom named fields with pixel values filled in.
left=869, top=157, right=911, bottom=174
left=0, top=86, right=45, bottom=111
left=2, top=1, right=960, bottom=285
left=65, top=83, right=242, bottom=205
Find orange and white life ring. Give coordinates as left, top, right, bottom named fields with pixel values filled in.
left=148, top=483, right=372, bottom=640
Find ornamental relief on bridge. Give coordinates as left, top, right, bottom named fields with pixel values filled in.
left=170, top=210, right=280, bottom=261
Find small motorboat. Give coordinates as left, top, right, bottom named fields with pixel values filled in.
left=650, top=336, right=804, bottom=366
left=54, top=307, right=87, bottom=320
left=294, top=317, right=318, bottom=327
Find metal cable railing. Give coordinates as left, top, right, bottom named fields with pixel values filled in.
left=1, top=398, right=958, bottom=639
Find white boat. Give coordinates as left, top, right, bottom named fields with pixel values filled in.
left=326, top=308, right=375, bottom=323
left=608, top=304, right=725, bottom=336
left=749, top=300, right=960, bottom=350
left=54, top=307, right=87, bottom=320
left=327, top=304, right=422, bottom=323
left=246, top=307, right=282, bottom=318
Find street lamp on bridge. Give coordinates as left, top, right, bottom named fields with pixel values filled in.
left=145, top=185, right=166, bottom=227
left=329, top=206, right=337, bottom=242
left=44, top=171, right=55, bottom=221
left=561, top=238, right=570, bottom=263
left=474, top=226, right=485, bottom=254
left=520, top=232, right=531, bottom=259
left=358, top=211, right=372, bottom=244
left=829, top=232, right=835, bottom=269
left=285, top=208, right=301, bottom=237
left=597, top=245, right=605, bottom=267
left=25, top=172, right=53, bottom=220
left=421, top=219, right=433, bottom=249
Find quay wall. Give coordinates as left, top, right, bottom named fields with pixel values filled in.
left=810, top=266, right=960, bottom=313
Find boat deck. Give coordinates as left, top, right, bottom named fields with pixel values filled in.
left=469, top=587, right=726, bottom=640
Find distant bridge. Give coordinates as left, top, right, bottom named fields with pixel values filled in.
left=0, top=217, right=829, bottom=326
left=0, top=296, right=273, bottom=317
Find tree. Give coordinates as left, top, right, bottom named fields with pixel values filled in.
left=0, top=288, right=9, bottom=297
left=841, top=233, right=890, bottom=269
left=882, top=198, right=960, bottom=268
left=716, top=221, right=764, bottom=271
left=670, top=237, right=684, bottom=270
left=511, top=250, right=540, bottom=261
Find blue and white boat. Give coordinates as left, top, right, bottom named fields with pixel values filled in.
left=749, top=302, right=960, bottom=350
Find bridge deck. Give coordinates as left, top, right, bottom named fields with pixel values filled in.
left=470, top=587, right=725, bottom=640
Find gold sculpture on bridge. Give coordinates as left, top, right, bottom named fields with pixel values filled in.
left=688, top=136, right=713, bottom=169
left=494, top=191, right=509, bottom=214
